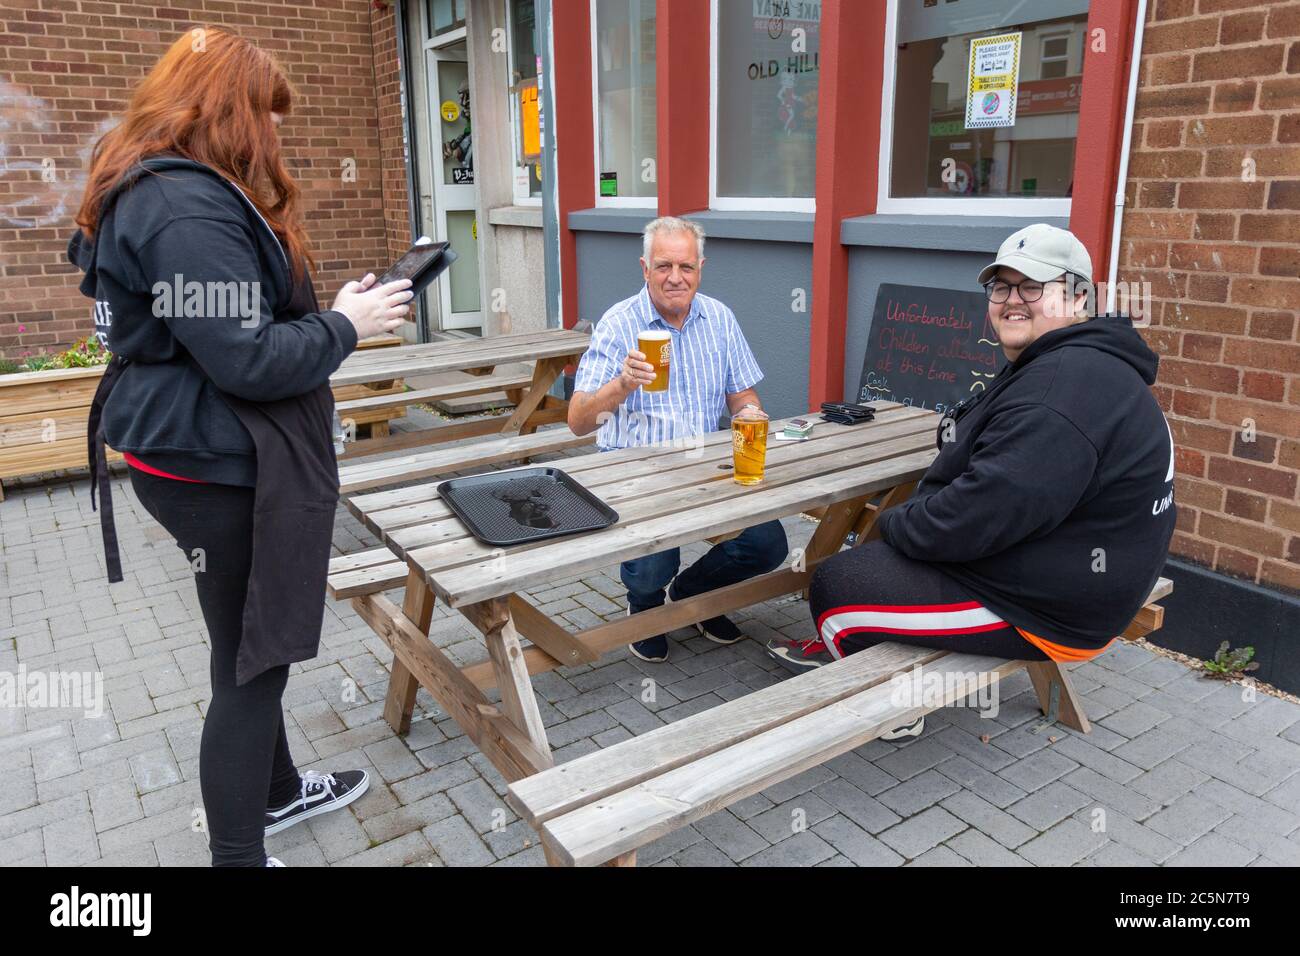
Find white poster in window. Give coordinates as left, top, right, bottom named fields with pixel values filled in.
left=964, top=32, right=1021, bottom=130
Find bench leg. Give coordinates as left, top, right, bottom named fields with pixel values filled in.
left=797, top=494, right=873, bottom=600
left=503, top=356, right=565, bottom=436
left=462, top=597, right=554, bottom=771
left=1025, top=660, right=1091, bottom=734
left=602, top=851, right=637, bottom=867
left=383, top=569, right=437, bottom=735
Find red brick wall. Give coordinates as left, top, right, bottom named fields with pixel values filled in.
left=369, top=1, right=413, bottom=266
left=0, top=0, right=393, bottom=357
left=1125, top=0, right=1299, bottom=594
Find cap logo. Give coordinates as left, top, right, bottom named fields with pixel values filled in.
left=1017, top=239, right=1026, bottom=249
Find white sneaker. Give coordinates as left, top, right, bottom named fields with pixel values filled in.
left=266, top=856, right=286, bottom=867
left=881, top=717, right=925, bottom=741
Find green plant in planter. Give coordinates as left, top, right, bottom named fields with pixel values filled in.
left=1202, top=641, right=1260, bottom=680
left=0, top=357, right=21, bottom=375
left=54, top=336, right=111, bottom=369
left=22, top=354, right=58, bottom=372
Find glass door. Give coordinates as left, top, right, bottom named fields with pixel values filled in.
left=425, top=41, right=482, bottom=331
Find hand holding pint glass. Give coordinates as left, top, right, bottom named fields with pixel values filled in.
left=732, top=406, right=769, bottom=486
left=638, top=330, right=672, bottom=392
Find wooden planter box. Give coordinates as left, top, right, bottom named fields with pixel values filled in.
left=0, top=366, right=120, bottom=501
left=0, top=335, right=406, bottom=501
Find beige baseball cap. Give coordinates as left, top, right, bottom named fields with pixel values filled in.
left=977, top=223, right=1093, bottom=286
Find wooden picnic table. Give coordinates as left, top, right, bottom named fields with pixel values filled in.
left=328, top=328, right=591, bottom=460
left=328, top=403, right=942, bottom=838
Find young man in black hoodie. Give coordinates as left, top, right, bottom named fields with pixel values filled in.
left=769, top=224, right=1176, bottom=739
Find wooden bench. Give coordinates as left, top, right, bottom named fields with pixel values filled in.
left=505, top=577, right=1173, bottom=867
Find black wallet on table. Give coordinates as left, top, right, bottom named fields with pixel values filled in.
left=819, top=402, right=876, bottom=425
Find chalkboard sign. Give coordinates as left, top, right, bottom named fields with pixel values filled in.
left=856, top=283, right=1007, bottom=416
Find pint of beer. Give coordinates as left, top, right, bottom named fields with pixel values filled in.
left=638, top=330, right=672, bottom=392
left=732, top=412, right=769, bottom=486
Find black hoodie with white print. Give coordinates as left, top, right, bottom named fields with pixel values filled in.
left=67, top=154, right=357, bottom=486
left=876, top=316, right=1177, bottom=652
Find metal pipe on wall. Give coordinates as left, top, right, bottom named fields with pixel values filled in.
left=1105, top=0, right=1148, bottom=316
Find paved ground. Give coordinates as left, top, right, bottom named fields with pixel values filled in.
left=3, top=416, right=1300, bottom=867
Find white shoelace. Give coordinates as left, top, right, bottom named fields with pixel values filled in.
left=299, top=770, right=338, bottom=804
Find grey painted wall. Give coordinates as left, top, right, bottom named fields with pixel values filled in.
left=842, top=246, right=993, bottom=404
left=574, top=231, right=814, bottom=421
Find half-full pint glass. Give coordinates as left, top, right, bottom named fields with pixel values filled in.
left=638, top=330, right=672, bottom=392
left=732, top=411, right=769, bottom=486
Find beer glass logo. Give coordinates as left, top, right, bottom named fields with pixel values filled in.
left=658, top=341, right=671, bottom=365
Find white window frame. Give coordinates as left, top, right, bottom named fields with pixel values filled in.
left=507, top=0, right=542, bottom=207
left=1039, top=31, right=1072, bottom=79
left=875, top=0, right=1072, bottom=218
left=709, top=0, right=816, bottom=213
left=591, top=0, right=658, bottom=209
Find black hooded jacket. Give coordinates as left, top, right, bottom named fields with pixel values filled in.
left=877, top=316, right=1177, bottom=652
left=67, top=155, right=357, bottom=484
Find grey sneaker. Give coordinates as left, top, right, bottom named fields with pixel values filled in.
left=881, top=717, right=925, bottom=741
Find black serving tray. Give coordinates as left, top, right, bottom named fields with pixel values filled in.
left=437, top=467, right=619, bottom=547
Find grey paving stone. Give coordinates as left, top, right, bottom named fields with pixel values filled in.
left=1143, top=793, right=1233, bottom=845
left=740, top=829, right=836, bottom=867
left=1017, top=819, right=1108, bottom=866
left=447, top=778, right=514, bottom=834
left=761, top=765, right=837, bottom=804
left=693, top=811, right=768, bottom=862
left=88, top=781, right=143, bottom=833
left=336, top=831, right=437, bottom=867
left=421, top=813, right=494, bottom=867
left=747, top=792, right=837, bottom=844
left=946, top=827, right=1032, bottom=866
left=1007, top=781, right=1092, bottom=830
left=639, top=823, right=704, bottom=865
left=998, top=748, right=1079, bottom=794
left=873, top=736, right=956, bottom=782
left=813, top=776, right=902, bottom=834
left=361, top=793, right=456, bottom=844
left=877, top=806, right=966, bottom=860
left=1062, top=767, right=1161, bottom=822
left=811, top=814, right=904, bottom=867
left=905, top=844, right=973, bottom=866
left=939, top=790, right=1038, bottom=850
left=1211, top=816, right=1300, bottom=866
left=1164, top=832, right=1258, bottom=867
left=935, top=754, right=1028, bottom=809
left=42, top=810, right=100, bottom=866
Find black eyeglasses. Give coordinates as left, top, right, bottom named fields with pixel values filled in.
left=982, top=273, right=1086, bottom=303
left=983, top=277, right=1069, bottom=303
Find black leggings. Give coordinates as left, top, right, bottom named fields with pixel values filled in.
left=130, top=468, right=303, bottom=866
left=807, top=539, right=1048, bottom=661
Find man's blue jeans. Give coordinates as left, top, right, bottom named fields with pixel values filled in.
left=620, top=520, right=789, bottom=618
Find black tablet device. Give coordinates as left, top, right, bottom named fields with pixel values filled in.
left=378, top=238, right=457, bottom=296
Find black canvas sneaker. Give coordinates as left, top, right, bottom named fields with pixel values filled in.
left=265, top=770, right=370, bottom=836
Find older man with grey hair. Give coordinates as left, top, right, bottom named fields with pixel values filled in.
left=568, top=216, right=788, bottom=663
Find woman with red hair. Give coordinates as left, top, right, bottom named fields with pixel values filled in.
left=68, top=26, right=413, bottom=866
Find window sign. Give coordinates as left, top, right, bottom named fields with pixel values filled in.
left=964, top=32, right=1021, bottom=130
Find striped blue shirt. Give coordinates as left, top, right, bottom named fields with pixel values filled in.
left=574, top=286, right=764, bottom=450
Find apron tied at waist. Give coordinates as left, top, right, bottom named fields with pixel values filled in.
left=222, top=382, right=341, bottom=687
left=87, top=354, right=129, bottom=583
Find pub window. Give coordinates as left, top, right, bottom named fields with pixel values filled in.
left=712, top=0, right=821, bottom=211
left=881, top=0, right=1088, bottom=215
left=594, top=0, right=658, bottom=206
left=508, top=0, right=542, bottom=203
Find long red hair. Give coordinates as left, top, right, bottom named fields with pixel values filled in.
left=76, top=25, right=314, bottom=281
